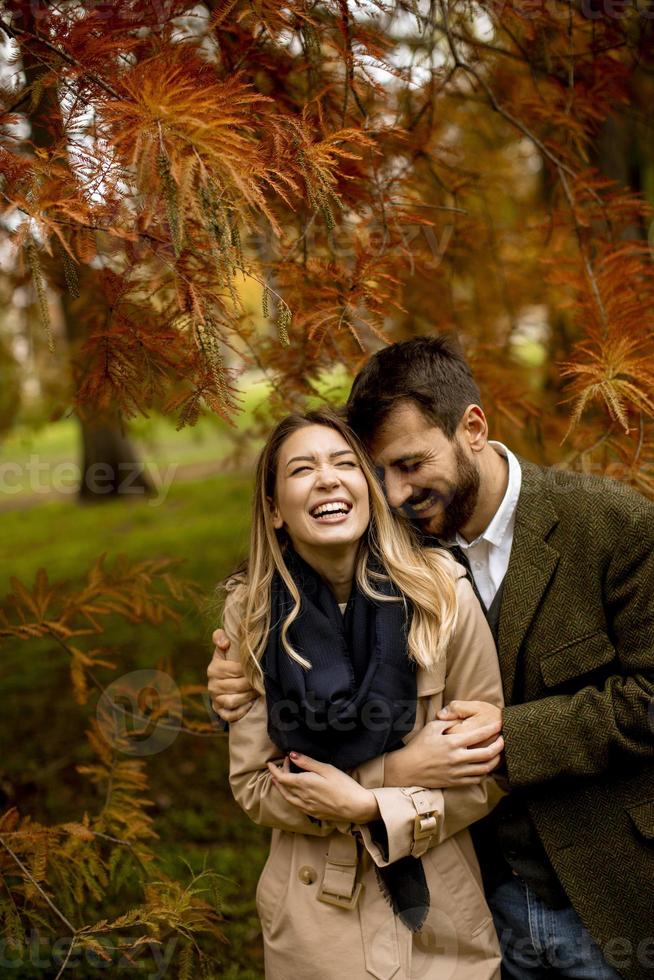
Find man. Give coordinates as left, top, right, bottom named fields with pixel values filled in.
left=209, top=336, right=654, bottom=979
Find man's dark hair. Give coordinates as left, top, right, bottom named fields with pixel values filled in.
left=346, top=335, right=481, bottom=444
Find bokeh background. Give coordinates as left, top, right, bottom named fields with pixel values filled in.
left=2, top=0, right=654, bottom=976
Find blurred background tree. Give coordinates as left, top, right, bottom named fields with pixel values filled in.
left=1, top=0, right=654, bottom=976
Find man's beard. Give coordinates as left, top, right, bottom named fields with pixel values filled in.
left=416, top=442, right=481, bottom=540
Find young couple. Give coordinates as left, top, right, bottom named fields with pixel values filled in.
left=208, top=337, right=654, bottom=980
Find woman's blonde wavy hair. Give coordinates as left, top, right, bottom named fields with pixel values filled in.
left=224, top=409, right=459, bottom=693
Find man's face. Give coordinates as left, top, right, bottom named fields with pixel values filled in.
left=369, top=401, right=480, bottom=539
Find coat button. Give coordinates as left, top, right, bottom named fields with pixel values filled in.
left=298, top=865, right=317, bottom=885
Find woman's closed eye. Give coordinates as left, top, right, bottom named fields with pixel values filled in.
left=290, top=460, right=357, bottom=476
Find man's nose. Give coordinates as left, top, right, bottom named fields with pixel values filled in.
left=383, top=471, right=412, bottom=509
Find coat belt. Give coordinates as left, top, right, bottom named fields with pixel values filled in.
left=317, top=833, right=362, bottom=910
left=318, top=834, right=403, bottom=979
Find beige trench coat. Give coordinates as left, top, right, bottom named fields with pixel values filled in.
left=225, top=568, right=505, bottom=980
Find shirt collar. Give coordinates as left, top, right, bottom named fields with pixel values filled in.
left=453, top=441, right=522, bottom=550
left=481, top=442, right=522, bottom=546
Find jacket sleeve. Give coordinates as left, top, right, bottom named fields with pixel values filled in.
left=503, top=494, right=654, bottom=787
left=224, top=590, right=335, bottom=837
left=358, top=572, right=507, bottom=867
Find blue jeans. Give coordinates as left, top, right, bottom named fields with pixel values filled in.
left=487, top=875, right=623, bottom=979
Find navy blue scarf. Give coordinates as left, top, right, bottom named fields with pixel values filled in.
left=263, top=547, right=429, bottom=931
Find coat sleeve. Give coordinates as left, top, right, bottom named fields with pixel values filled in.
left=358, top=573, right=507, bottom=867
left=503, top=494, right=654, bottom=787
left=224, top=590, right=335, bottom=837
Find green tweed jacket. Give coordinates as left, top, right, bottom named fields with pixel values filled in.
left=499, top=458, right=654, bottom=979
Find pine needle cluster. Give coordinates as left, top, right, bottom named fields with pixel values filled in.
left=0, top=558, right=224, bottom=977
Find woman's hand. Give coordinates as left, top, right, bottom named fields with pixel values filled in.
left=384, top=717, right=504, bottom=788
left=267, top=753, right=380, bottom=824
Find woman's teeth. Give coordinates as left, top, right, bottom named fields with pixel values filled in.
left=311, top=502, right=351, bottom=520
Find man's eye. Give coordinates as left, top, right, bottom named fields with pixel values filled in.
left=401, top=461, right=421, bottom=473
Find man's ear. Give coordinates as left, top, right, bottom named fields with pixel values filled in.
left=460, top=404, right=488, bottom=452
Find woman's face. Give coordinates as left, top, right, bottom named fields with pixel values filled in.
left=271, top=424, right=371, bottom=561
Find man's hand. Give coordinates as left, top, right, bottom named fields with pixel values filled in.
left=384, top=716, right=504, bottom=788
left=437, top=700, right=503, bottom=741
left=207, top=628, right=258, bottom=723
left=267, top=753, right=380, bottom=824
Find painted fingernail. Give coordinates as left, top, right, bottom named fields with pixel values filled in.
left=289, top=751, right=299, bottom=759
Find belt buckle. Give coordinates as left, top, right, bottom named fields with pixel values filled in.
left=317, top=879, right=363, bottom=910
left=414, top=813, right=437, bottom=840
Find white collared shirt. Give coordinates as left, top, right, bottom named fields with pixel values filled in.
left=447, top=442, right=521, bottom=609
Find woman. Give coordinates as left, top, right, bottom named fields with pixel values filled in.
left=221, top=409, right=505, bottom=980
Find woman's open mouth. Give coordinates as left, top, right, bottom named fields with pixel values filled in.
left=309, top=500, right=353, bottom=523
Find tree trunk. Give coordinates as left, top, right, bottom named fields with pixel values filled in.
left=78, top=422, right=153, bottom=501
left=11, top=0, right=154, bottom=501
left=590, top=114, right=645, bottom=242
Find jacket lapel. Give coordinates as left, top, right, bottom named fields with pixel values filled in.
left=498, top=458, right=560, bottom=702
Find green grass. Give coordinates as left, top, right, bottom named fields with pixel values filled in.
left=0, top=473, right=270, bottom=978
left=0, top=471, right=252, bottom=593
